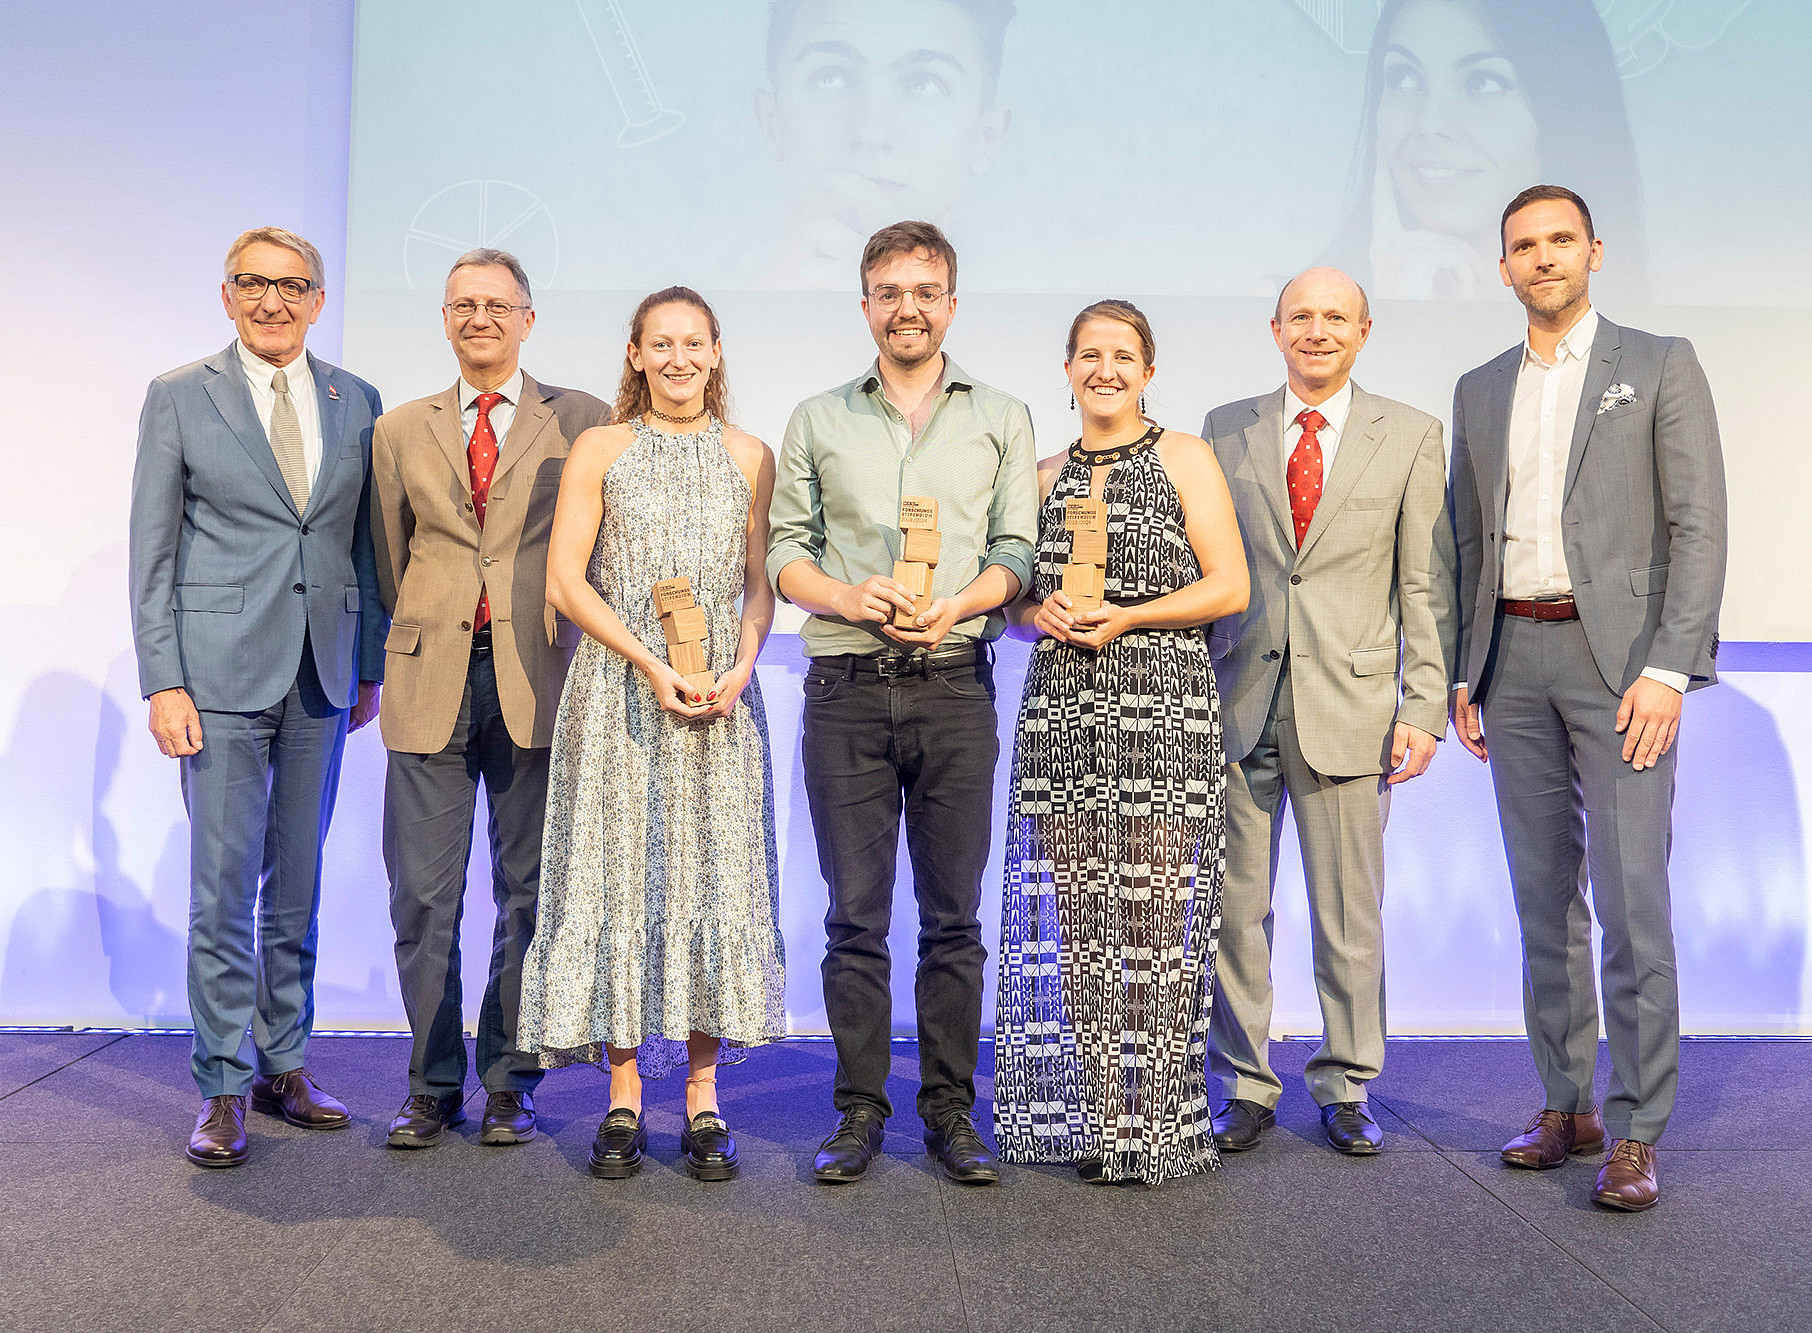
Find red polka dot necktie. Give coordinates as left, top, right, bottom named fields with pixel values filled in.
left=1287, top=408, right=1326, bottom=548
left=469, top=391, right=503, bottom=629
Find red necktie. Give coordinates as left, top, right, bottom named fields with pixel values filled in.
left=1287, top=408, right=1326, bottom=547
left=469, top=391, right=503, bottom=629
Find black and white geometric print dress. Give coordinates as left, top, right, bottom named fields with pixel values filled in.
left=517, top=416, right=786, bottom=1077
left=993, top=429, right=1226, bottom=1185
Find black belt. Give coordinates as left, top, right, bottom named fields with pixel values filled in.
left=812, top=643, right=987, bottom=680
left=470, top=623, right=494, bottom=654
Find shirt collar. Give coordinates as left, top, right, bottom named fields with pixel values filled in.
left=236, top=339, right=306, bottom=391
left=859, top=353, right=973, bottom=397
left=1283, top=378, right=1354, bottom=436
left=460, top=369, right=524, bottom=412
left=1524, top=306, right=1599, bottom=369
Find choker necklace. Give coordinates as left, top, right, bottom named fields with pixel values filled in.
left=649, top=406, right=708, bottom=425
left=1068, top=422, right=1161, bottom=467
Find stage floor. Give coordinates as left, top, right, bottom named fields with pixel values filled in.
left=0, top=1032, right=1803, bottom=1332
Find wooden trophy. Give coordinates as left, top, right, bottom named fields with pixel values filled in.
left=1062, top=496, right=1108, bottom=613
left=893, top=496, right=940, bottom=627
left=653, top=576, right=715, bottom=700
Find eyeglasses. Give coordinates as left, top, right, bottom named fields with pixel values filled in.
left=231, top=273, right=317, bottom=303
left=866, top=284, right=950, bottom=310
left=445, top=299, right=530, bottom=319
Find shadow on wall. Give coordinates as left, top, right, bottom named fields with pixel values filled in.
left=0, top=670, right=189, bottom=1024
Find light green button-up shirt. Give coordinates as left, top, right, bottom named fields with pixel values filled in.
left=767, top=355, right=1039, bottom=658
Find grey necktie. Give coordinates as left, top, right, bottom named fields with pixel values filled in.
left=269, top=367, right=311, bottom=512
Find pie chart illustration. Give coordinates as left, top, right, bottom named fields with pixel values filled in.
left=403, top=180, right=559, bottom=288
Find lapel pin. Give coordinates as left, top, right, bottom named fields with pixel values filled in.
left=327, top=384, right=341, bottom=400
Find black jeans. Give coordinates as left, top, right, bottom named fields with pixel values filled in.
left=384, top=647, right=549, bottom=1098
left=801, top=651, right=1000, bottom=1122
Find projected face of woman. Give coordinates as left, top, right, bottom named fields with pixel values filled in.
left=1376, top=0, right=1540, bottom=247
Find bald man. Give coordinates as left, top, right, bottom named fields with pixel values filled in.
left=1202, top=268, right=1458, bottom=1155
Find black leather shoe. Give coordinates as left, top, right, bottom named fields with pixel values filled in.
left=187, top=1095, right=248, bottom=1168
left=813, top=1106, right=885, bottom=1183
left=479, top=1090, right=536, bottom=1146
left=386, top=1093, right=466, bottom=1148
left=1211, top=1099, right=1276, bottom=1152
left=1321, top=1101, right=1383, bottom=1155
left=589, top=1108, right=647, bottom=1179
left=1076, top=1155, right=1109, bottom=1185
left=925, top=1108, right=1000, bottom=1185
left=251, top=1068, right=350, bottom=1129
left=681, top=1110, right=740, bottom=1181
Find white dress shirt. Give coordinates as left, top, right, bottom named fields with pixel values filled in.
left=1282, top=378, right=1354, bottom=488
left=1496, top=306, right=1686, bottom=694
left=460, top=370, right=524, bottom=446
left=237, top=340, right=323, bottom=485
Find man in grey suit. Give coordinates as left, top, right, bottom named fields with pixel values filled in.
left=1204, top=267, right=1457, bottom=1156
left=130, top=227, right=385, bottom=1168
left=1450, top=186, right=1725, bottom=1211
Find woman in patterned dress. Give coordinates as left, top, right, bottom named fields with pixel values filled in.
left=518, top=287, right=785, bottom=1182
left=993, top=301, right=1249, bottom=1186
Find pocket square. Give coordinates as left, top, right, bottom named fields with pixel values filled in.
left=1597, top=383, right=1636, bottom=414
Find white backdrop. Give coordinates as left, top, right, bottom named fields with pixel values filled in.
left=4, top=0, right=1809, bottom=1041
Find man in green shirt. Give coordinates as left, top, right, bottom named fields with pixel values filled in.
left=768, top=219, right=1037, bottom=1185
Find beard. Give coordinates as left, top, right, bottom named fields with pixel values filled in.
left=1518, top=271, right=1589, bottom=320
left=882, top=319, right=941, bottom=369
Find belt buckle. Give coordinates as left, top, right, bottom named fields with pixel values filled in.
left=874, top=653, right=918, bottom=680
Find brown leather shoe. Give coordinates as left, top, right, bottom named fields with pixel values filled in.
left=251, top=1068, right=350, bottom=1129
left=1593, top=1139, right=1659, bottom=1211
left=1500, top=1106, right=1606, bottom=1169
left=187, top=1095, right=249, bottom=1168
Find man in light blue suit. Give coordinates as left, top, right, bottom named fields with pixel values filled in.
left=129, top=227, right=385, bottom=1168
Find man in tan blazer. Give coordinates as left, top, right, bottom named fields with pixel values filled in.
left=1203, top=268, right=1457, bottom=1156
left=369, top=248, right=609, bottom=1149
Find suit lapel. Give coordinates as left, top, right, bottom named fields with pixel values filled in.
left=428, top=384, right=472, bottom=498
left=1242, top=391, right=1295, bottom=548
left=1563, top=318, right=1623, bottom=503
left=1296, top=385, right=1386, bottom=564
left=492, top=374, right=554, bottom=485
left=203, top=341, right=299, bottom=517
left=304, top=352, right=347, bottom=516
left=1482, top=344, right=1519, bottom=532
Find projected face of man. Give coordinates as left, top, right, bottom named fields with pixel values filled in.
left=1376, top=0, right=1539, bottom=251
left=757, top=0, right=1011, bottom=284
left=222, top=241, right=324, bottom=368
left=862, top=246, right=955, bottom=374
left=1499, top=197, right=1602, bottom=329
left=1271, top=268, right=1372, bottom=404
left=443, top=263, right=535, bottom=390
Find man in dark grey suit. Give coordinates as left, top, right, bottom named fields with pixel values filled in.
left=1449, top=185, right=1726, bottom=1211
left=130, top=227, right=385, bottom=1167
left=1204, top=268, right=1458, bottom=1157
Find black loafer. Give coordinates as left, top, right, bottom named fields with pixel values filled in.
left=813, top=1106, right=885, bottom=1183
left=925, top=1108, right=1000, bottom=1185
left=1211, top=1099, right=1277, bottom=1152
left=386, top=1093, right=466, bottom=1149
left=590, top=1108, right=647, bottom=1179
left=681, top=1111, right=739, bottom=1181
left=479, top=1090, right=536, bottom=1146
left=1321, top=1101, right=1383, bottom=1155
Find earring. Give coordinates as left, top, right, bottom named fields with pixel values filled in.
left=1070, top=393, right=1076, bottom=411
left=1139, top=393, right=1147, bottom=415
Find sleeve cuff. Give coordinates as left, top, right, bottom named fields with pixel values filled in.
left=1640, top=667, right=1690, bottom=694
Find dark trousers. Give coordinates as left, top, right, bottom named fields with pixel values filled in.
left=181, top=646, right=347, bottom=1096
left=801, top=653, right=1000, bottom=1121
left=384, top=649, right=548, bottom=1098
left=1483, top=614, right=1680, bottom=1144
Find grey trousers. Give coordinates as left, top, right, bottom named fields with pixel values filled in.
left=384, top=649, right=548, bottom=1098
left=181, top=649, right=347, bottom=1097
left=1210, top=668, right=1390, bottom=1109
left=1483, top=614, right=1679, bottom=1145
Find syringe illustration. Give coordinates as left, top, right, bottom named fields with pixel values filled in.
left=576, top=0, right=686, bottom=147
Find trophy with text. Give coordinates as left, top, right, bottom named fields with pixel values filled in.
left=893, top=496, right=940, bottom=628
left=653, top=576, right=715, bottom=698
left=1062, top=496, right=1108, bottom=612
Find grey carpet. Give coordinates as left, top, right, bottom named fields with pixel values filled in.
left=0, top=1032, right=1803, bottom=1333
